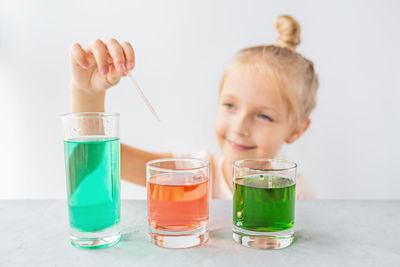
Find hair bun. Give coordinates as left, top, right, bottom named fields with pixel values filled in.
left=274, top=15, right=301, bottom=51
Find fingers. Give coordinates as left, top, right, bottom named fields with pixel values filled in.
left=104, top=38, right=128, bottom=74
left=121, top=41, right=135, bottom=71
left=70, top=43, right=90, bottom=69
left=85, top=39, right=135, bottom=76
left=89, top=39, right=111, bottom=75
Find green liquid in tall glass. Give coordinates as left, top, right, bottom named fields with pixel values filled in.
left=64, top=137, right=120, bottom=232
left=233, top=175, right=295, bottom=232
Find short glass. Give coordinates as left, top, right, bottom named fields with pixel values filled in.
left=232, top=159, right=297, bottom=249
left=147, top=158, right=210, bottom=248
left=62, top=112, right=121, bottom=249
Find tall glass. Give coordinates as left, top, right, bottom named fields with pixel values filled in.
left=62, top=112, right=121, bottom=249
left=147, top=158, right=210, bottom=248
left=232, top=159, right=297, bottom=249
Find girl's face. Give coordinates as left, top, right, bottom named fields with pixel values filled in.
left=215, top=64, right=302, bottom=164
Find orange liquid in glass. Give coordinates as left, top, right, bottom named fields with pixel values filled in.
left=148, top=173, right=209, bottom=232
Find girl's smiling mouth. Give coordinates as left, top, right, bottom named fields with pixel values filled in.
left=227, top=139, right=256, bottom=151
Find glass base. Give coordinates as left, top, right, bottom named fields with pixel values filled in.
left=149, top=225, right=209, bottom=249
left=70, top=223, right=121, bottom=249
left=232, top=225, right=294, bottom=250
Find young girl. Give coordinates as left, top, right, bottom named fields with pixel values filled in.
left=69, top=15, right=319, bottom=200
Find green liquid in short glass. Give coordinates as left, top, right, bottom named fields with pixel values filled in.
left=64, top=137, right=120, bottom=232
left=233, top=175, right=296, bottom=232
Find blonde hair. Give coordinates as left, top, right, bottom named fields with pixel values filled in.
left=219, top=15, right=318, bottom=125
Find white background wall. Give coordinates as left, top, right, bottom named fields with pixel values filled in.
left=1, top=0, right=399, bottom=200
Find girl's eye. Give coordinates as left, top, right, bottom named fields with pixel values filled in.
left=258, top=114, right=273, bottom=122
left=224, top=103, right=235, bottom=110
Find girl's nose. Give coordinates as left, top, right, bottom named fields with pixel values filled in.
left=231, top=112, right=251, bottom=137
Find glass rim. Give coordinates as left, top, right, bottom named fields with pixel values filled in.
left=232, top=158, right=297, bottom=171
left=61, top=112, right=120, bottom=119
left=146, top=157, right=209, bottom=173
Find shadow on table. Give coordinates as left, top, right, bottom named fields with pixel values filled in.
left=294, top=228, right=320, bottom=246
left=209, top=225, right=232, bottom=241
left=117, top=228, right=154, bottom=250
left=208, top=225, right=318, bottom=249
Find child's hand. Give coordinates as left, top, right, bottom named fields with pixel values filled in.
left=70, top=39, right=135, bottom=94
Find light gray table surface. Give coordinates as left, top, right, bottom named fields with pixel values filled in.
left=1, top=200, right=399, bottom=266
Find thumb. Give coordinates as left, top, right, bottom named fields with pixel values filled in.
left=105, top=64, right=122, bottom=86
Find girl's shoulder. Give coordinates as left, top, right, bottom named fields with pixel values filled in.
left=296, top=173, right=318, bottom=200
